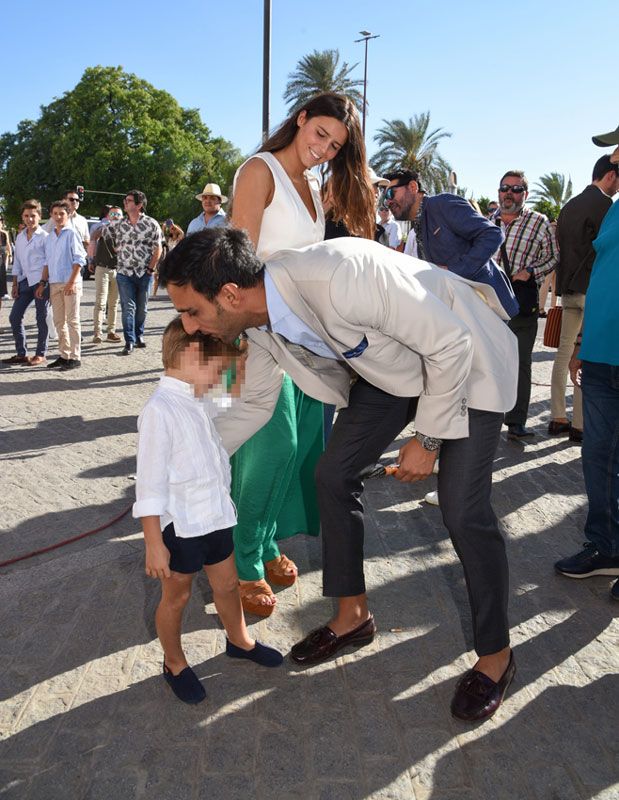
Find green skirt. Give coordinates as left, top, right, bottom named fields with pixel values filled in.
left=230, top=375, right=323, bottom=582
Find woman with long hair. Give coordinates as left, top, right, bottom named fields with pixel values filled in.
left=230, top=92, right=375, bottom=617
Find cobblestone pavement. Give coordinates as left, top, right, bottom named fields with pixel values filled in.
left=0, top=281, right=617, bottom=800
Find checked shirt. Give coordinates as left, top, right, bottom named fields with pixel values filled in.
left=495, top=208, right=558, bottom=285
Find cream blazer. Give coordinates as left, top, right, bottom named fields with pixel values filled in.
left=214, top=238, right=518, bottom=454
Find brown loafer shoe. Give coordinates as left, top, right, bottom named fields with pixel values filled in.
left=106, top=332, right=121, bottom=342
left=547, top=420, right=571, bottom=436
left=2, top=354, right=29, bottom=365
left=23, top=355, right=46, bottom=366
left=290, top=614, right=376, bottom=665
left=451, top=651, right=516, bottom=723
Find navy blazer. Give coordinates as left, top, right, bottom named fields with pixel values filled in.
left=420, top=193, right=519, bottom=317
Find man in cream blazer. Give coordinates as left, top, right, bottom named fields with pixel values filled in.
left=160, top=229, right=519, bottom=723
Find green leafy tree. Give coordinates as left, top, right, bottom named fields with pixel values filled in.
left=532, top=198, right=561, bottom=222
left=0, top=66, right=243, bottom=227
left=476, top=196, right=493, bottom=216
left=530, top=172, right=572, bottom=208
left=370, top=112, right=452, bottom=194
left=283, top=49, right=365, bottom=114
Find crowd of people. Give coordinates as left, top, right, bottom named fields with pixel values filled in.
left=2, top=95, right=617, bottom=721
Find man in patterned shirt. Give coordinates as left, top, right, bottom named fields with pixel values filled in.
left=98, top=190, right=162, bottom=355
left=493, top=171, right=558, bottom=440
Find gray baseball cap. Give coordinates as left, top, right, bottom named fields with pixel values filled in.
left=592, top=125, right=619, bottom=147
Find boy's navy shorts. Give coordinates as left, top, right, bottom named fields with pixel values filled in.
left=162, top=523, right=234, bottom=574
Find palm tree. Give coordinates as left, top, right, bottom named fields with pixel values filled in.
left=370, top=112, right=452, bottom=194
left=530, top=172, right=573, bottom=207
left=283, top=49, right=365, bottom=115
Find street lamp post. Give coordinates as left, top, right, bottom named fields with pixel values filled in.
left=355, top=30, right=379, bottom=138
left=262, top=0, right=271, bottom=143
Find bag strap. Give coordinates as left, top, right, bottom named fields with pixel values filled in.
left=495, top=217, right=512, bottom=275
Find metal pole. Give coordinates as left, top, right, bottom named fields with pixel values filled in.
left=262, top=0, right=271, bottom=144
left=362, top=40, right=368, bottom=137
left=355, top=32, right=379, bottom=140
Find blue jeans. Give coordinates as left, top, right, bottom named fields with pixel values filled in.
left=582, top=361, right=619, bottom=558
left=9, top=279, right=49, bottom=356
left=115, top=272, right=152, bottom=345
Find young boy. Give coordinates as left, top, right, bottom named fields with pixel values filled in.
left=133, top=317, right=283, bottom=705
left=35, top=199, right=87, bottom=371
left=2, top=200, right=49, bottom=366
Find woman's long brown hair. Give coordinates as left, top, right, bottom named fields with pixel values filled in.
left=260, top=93, right=375, bottom=240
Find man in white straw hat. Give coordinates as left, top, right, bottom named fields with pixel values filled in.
left=187, top=183, right=228, bottom=235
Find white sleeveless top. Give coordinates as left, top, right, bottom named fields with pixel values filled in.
left=233, top=151, right=325, bottom=260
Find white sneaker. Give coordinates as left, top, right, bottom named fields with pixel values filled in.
left=424, top=490, right=439, bottom=506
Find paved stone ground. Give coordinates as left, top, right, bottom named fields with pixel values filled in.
left=0, top=281, right=617, bottom=800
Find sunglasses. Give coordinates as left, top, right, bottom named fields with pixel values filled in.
left=109, top=212, right=122, bottom=219
left=383, top=183, right=408, bottom=201
left=498, top=185, right=526, bottom=194
left=67, top=197, right=80, bottom=202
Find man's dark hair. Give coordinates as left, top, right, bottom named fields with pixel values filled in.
left=99, top=204, right=113, bottom=220
left=385, top=169, right=423, bottom=192
left=158, top=227, right=265, bottom=300
left=126, top=189, right=147, bottom=210
left=592, top=154, right=619, bottom=182
left=499, top=170, right=528, bottom=190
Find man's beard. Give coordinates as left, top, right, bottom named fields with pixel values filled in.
left=499, top=196, right=524, bottom=214
left=390, top=193, right=414, bottom=222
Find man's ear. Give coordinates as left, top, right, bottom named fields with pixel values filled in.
left=219, top=282, right=242, bottom=308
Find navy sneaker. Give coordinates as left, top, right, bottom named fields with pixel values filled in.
left=554, top=542, right=619, bottom=578
left=226, top=639, right=284, bottom=667
left=163, top=663, right=206, bottom=704
left=611, top=579, right=619, bottom=601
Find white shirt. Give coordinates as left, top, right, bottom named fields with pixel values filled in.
left=404, top=229, right=418, bottom=258
left=132, top=376, right=237, bottom=537
left=12, top=227, right=48, bottom=286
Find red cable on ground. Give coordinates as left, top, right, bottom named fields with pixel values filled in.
left=0, top=504, right=133, bottom=568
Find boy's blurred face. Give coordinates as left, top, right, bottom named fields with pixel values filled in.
left=178, top=343, right=227, bottom=398
left=22, top=208, right=40, bottom=231
left=52, top=207, right=69, bottom=230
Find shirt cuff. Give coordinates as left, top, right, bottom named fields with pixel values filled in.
left=132, top=498, right=167, bottom=519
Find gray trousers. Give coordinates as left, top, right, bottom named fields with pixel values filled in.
left=505, top=313, right=539, bottom=426
left=315, top=379, right=510, bottom=656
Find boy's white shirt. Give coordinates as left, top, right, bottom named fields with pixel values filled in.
left=132, top=375, right=237, bottom=537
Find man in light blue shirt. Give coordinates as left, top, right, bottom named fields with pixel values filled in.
left=36, top=199, right=87, bottom=371
left=186, top=183, right=227, bottom=235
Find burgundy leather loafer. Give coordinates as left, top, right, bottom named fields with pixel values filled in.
left=290, top=614, right=376, bottom=665
left=451, top=651, right=516, bottom=722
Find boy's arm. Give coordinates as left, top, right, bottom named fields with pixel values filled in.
left=141, top=516, right=171, bottom=579
left=64, top=263, right=82, bottom=295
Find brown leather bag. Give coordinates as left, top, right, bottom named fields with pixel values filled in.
left=543, top=306, right=563, bottom=348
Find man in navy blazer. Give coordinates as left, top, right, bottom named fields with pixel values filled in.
left=385, top=170, right=518, bottom=317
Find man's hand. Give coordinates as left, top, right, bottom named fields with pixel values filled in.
left=34, top=284, right=45, bottom=299
left=395, top=438, right=438, bottom=482
left=511, top=269, right=530, bottom=282
left=64, top=282, right=77, bottom=296
left=11, top=281, right=18, bottom=299
left=145, top=543, right=171, bottom=579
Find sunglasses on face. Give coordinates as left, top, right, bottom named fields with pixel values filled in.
left=499, top=185, right=526, bottom=194
left=67, top=197, right=79, bottom=202
left=109, top=212, right=122, bottom=219
left=384, top=183, right=408, bottom=201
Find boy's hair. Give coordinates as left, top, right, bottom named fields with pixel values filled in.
left=50, top=199, right=71, bottom=213
left=162, top=316, right=239, bottom=369
left=20, top=199, right=42, bottom=214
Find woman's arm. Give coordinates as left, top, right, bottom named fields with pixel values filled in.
left=230, top=157, right=275, bottom=248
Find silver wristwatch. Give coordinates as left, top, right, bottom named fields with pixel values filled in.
left=415, top=432, right=442, bottom=452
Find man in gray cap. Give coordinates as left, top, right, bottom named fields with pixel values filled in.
left=187, top=183, right=228, bottom=235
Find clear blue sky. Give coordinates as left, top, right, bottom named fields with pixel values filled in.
left=1, top=0, right=616, bottom=201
